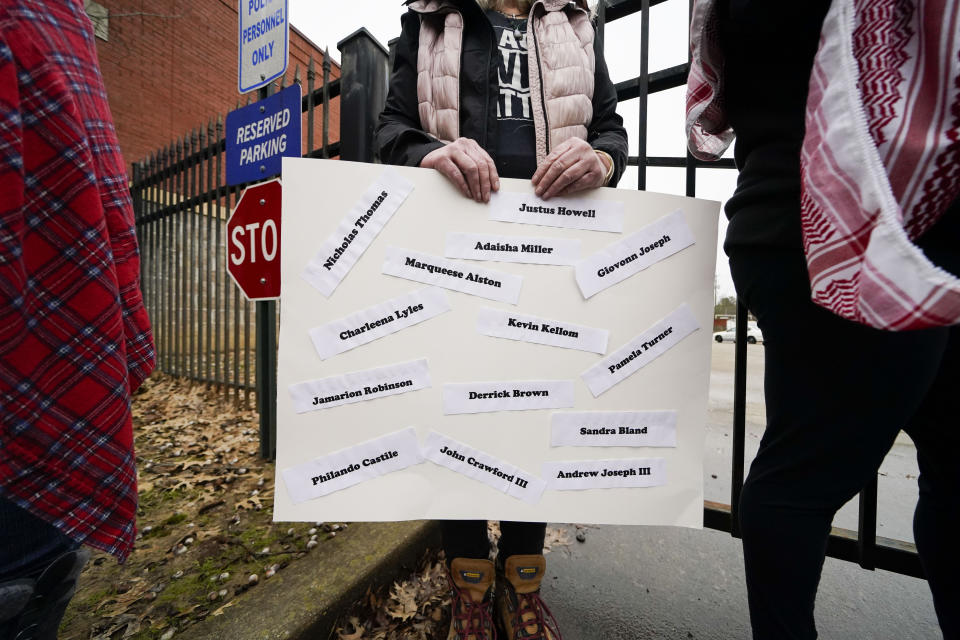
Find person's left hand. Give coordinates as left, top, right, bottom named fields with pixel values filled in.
left=531, top=137, right=609, bottom=200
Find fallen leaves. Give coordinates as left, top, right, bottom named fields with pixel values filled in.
left=60, top=373, right=331, bottom=640
left=335, top=551, right=451, bottom=640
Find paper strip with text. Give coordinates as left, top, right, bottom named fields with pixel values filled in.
left=476, top=307, right=609, bottom=354
left=382, top=246, right=522, bottom=304
left=575, top=210, right=695, bottom=299
left=489, top=191, right=623, bottom=232
left=543, top=458, right=666, bottom=490
left=442, top=380, right=576, bottom=415
left=288, top=358, right=431, bottom=413
left=550, top=411, right=677, bottom=447
left=302, top=170, right=414, bottom=297
left=581, top=304, right=699, bottom=397
left=445, top=232, right=581, bottom=265
left=282, top=428, right=424, bottom=504
left=309, top=288, right=451, bottom=360
left=423, top=432, right=547, bottom=504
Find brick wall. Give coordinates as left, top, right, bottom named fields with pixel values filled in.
left=93, top=0, right=341, bottom=167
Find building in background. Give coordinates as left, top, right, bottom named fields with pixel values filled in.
left=85, top=0, right=340, bottom=167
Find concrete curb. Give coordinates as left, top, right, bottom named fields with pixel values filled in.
left=187, top=520, right=440, bottom=639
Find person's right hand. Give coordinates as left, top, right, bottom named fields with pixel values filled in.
left=420, top=137, right=500, bottom=203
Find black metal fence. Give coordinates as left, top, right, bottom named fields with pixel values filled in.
left=600, top=0, right=922, bottom=579
left=131, top=30, right=389, bottom=459
left=131, top=49, right=345, bottom=406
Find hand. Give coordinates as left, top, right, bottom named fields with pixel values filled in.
left=420, top=137, right=500, bottom=203
left=531, top=137, right=609, bottom=200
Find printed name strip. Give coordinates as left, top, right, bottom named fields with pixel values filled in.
left=309, top=287, right=452, bottom=360
left=543, top=458, right=667, bottom=490
left=445, top=232, right=581, bottom=266
left=476, top=307, right=609, bottom=354
left=442, top=379, right=575, bottom=415
left=382, top=246, right=523, bottom=304
left=575, top=210, right=695, bottom=299
left=288, top=358, right=431, bottom=414
left=423, top=432, right=547, bottom=504
left=488, top=191, right=624, bottom=232
left=282, top=428, right=424, bottom=504
left=581, top=304, right=700, bottom=397
left=550, top=411, right=678, bottom=447
left=301, top=170, right=414, bottom=297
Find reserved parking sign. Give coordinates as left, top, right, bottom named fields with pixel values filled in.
left=225, top=84, right=302, bottom=186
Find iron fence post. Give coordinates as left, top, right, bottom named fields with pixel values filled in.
left=731, top=300, right=749, bottom=537
left=337, top=28, right=389, bottom=162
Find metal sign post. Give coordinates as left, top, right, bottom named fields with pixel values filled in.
left=226, top=178, right=281, bottom=459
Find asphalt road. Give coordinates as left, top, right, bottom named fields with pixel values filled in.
left=540, top=343, right=941, bottom=640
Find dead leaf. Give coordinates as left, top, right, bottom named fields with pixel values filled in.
left=337, top=616, right=365, bottom=640
left=211, top=600, right=236, bottom=617
left=385, top=582, right=418, bottom=621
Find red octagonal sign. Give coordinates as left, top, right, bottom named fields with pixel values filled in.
left=227, top=179, right=281, bottom=301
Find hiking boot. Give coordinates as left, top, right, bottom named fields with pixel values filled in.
left=495, top=555, right=561, bottom=640
left=447, top=557, right=497, bottom=640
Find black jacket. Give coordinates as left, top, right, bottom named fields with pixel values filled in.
left=375, top=0, right=628, bottom=185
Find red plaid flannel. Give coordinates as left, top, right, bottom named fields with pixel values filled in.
left=0, top=0, right=155, bottom=560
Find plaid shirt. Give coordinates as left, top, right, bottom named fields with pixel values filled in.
left=0, top=0, right=154, bottom=560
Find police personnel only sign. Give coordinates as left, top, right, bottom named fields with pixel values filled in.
left=238, top=0, right=289, bottom=93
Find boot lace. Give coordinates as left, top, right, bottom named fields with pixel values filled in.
left=512, top=591, right=562, bottom=640
left=450, top=580, right=496, bottom=640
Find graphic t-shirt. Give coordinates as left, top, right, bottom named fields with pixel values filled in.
left=486, top=10, right=537, bottom=179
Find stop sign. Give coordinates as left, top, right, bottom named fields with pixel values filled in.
left=227, top=179, right=281, bottom=300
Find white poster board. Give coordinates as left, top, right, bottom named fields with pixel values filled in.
left=275, top=158, right=719, bottom=528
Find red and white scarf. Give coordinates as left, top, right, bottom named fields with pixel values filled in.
left=686, top=0, right=960, bottom=330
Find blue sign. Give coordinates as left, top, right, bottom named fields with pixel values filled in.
left=238, top=0, right=288, bottom=93
left=226, top=84, right=302, bottom=186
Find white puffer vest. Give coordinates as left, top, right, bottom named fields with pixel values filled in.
left=408, top=0, right=596, bottom=164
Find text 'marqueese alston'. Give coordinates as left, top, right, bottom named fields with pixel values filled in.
left=382, top=246, right=523, bottom=304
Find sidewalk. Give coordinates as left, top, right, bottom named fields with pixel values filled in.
left=541, top=524, right=939, bottom=640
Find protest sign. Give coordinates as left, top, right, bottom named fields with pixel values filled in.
left=274, top=158, right=719, bottom=527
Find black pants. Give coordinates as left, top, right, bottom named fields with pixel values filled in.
left=729, top=244, right=960, bottom=640
left=441, top=520, right=546, bottom=564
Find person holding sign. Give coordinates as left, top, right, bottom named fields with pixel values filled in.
left=377, top=1, right=627, bottom=638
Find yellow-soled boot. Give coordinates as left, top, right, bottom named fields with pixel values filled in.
left=496, top=555, right=561, bottom=639
left=447, top=557, right=497, bottom=640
